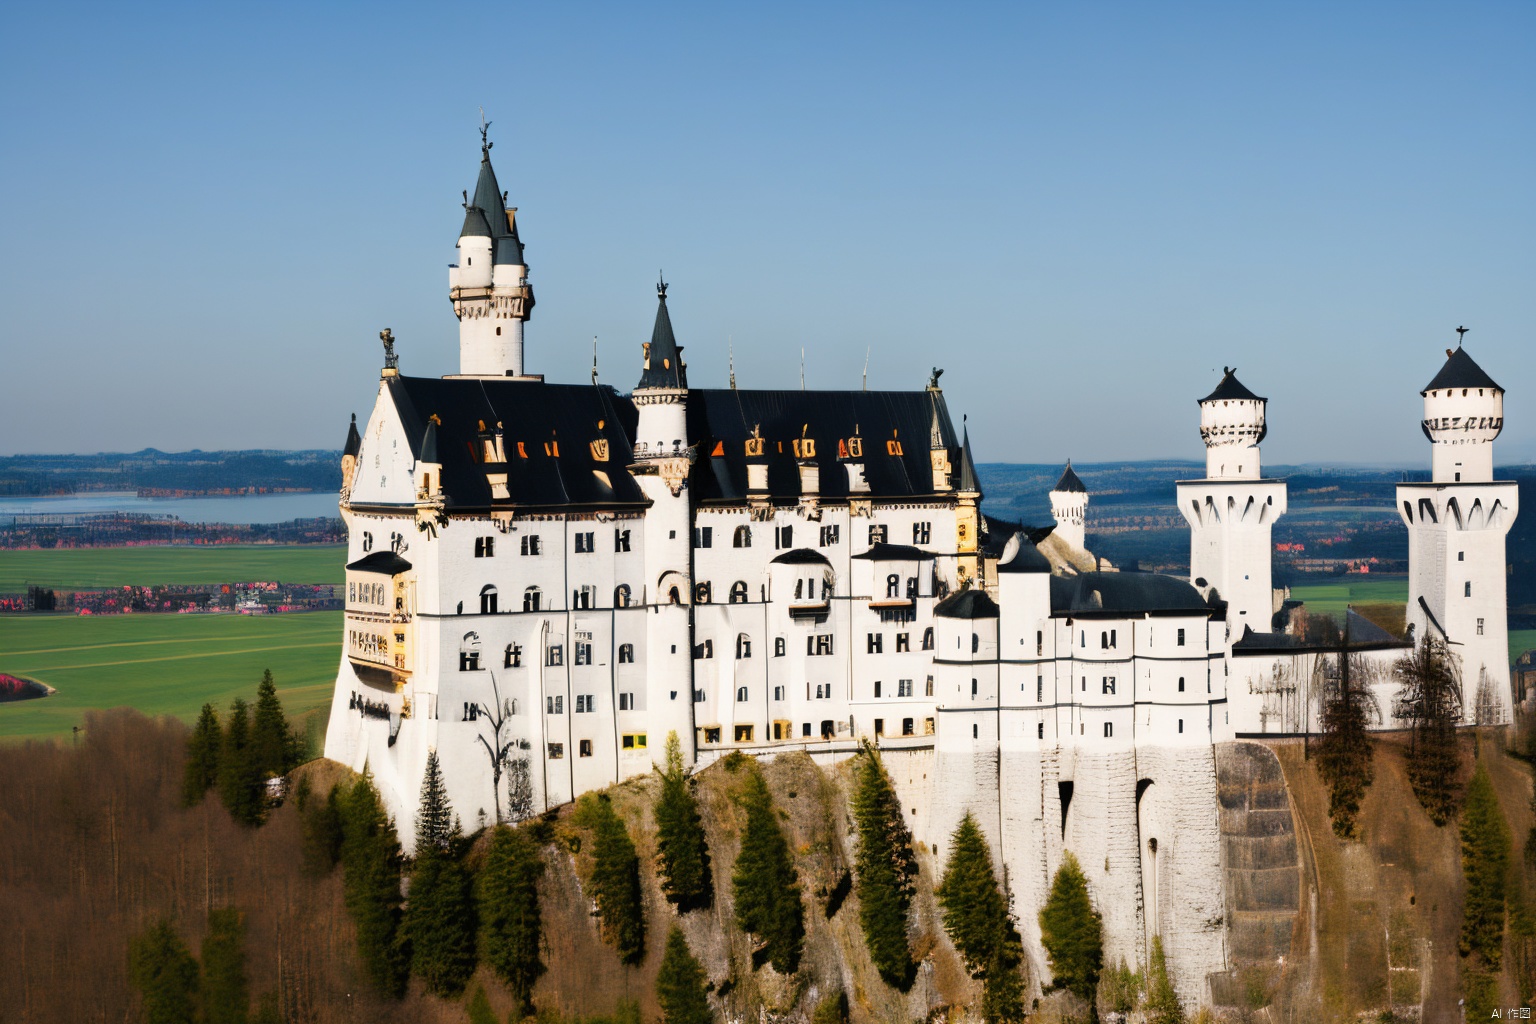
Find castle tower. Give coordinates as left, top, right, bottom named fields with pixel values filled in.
left=628, top=279, right=697, bottom=762
left=1176, top=368, right=1287, bottom=635
left=1049, top=461, right=1088, bottom=551
left=1397, top=343, right=1519, bottom=724
left=447, top=129, right=535, bottom=377
left=957, top=425, right=983, bottom=586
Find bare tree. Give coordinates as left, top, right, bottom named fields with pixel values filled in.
left=1395, top=634, right=1464, bottom=825
left=474, top=671, right=517, bottom=824
left=1315, top=620, right=1381, bottom=840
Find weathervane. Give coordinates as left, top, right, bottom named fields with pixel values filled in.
left=657, top=271, right=667, bottom=300
left=592, top=336, right=599, bottom=385
left=479, top=107, right=492, bottom=151
left=379, top=328, right=398, bottom=370
left=1456, top=325, right=1469, bottom=347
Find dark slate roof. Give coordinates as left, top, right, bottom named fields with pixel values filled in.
left=637, top=284, right=687, bottom=390
left=461, top=145, right=525, bottom=265
left=851, top=543, right=935, bottom=562
left=997, top=538, right=1051, bottom=574
left=1052, top=461, right=1086, bottom=493
left=958, top=426, right=980, bottom=494
left=343, top=413, right=361, bottom=459
left=1200, top=368, right=1264, bottom=404
left=1049, top=572, right=1210, bottom=616
left=1422, top=346, right=1502, bottom=394
left=980, top=516, right=1055, bottom=559
left=381, top=375, right=647, bottom=511
left=770, top=548, right=831, bottom=566
left=347, top=551, right=413, bottom=575
left=935, top=588, right=1000, bottom=619
left=687, top=388, right=961, bottom=503
left=460, top=205, right=492, bottom=239
left=1232, top=627, right=1300, bottom=652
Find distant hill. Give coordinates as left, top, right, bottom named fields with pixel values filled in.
left=0, top=449, right=342, bottom=496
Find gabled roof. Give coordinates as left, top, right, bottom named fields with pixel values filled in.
left=1052, top=461, right=1086, bottom=494
left=851, top=543, right=935, bottom=562
left=1201, top=368, right=1264, bottom=404
left=1423, top=346, right=1502, bottom=394
left=770, top=548, right=831, bottom=566
left=935, top=588, right=1000, bottom=619
left=347, top=551, right=413, bottom=575
left=637, top=283, right=686, bottom=390
left=343, top=413, right=361, bottom=459
left=1050, top=572, right=1209, bottom=616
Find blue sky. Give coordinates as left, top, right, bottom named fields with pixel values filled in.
left=1, top=1, right=1531, bottom=464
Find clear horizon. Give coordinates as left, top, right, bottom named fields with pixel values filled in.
left=1, top=2, right=1531, bottom=464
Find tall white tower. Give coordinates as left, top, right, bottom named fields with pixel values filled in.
left=1049, top=461, right=1088, bottom=551
left=1177, top=368, right=1287, bottom=636
left=447, top=129, right=535, bottom=377
left=1397, top=343, right=1519, bottom=724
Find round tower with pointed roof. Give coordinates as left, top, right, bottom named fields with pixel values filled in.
left=1049, top=461, right=1088, bottom=551
left=1397, top=342, right=1519, bottom=725
left=447, top=130, right=535, bottom=378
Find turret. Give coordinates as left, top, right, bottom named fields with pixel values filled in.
left=448, top=128, right=535, bottom=378
left=1049, top=461, right=1088, bottom=552
left=1198, top=368, right=1266, bottom=479
left=340, top=413, right=361, bottom=496
left=1421, top=345, right=1504, bottom=483
left=633, top=278, right=689, bottom=461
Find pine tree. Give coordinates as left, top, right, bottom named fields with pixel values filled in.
left=576, top=794, right=646, bottom=965
left=301, top=783, right=345, bottom=876
left=655, top=732, right=712, bottom=911
left=200, top=907, right=250, bottom=1024
left=478, top=825, right=547, bottom=1017
left=218, top=698, right=265, bottom=826
left=1314, top=626, right=1377, bottom=840
left=1460, top=761, right=1511, bottom=988
left=128, top=920, right=200, bottom=1024
left=1142, top=935, right=1185, bottom=1024
left=405, top=751, right=476, bottom=996
left=731, top=769, right=804, bottom=974
left=1396, top=635, right=1464, bottom=825
left=851, top=743, right=917, bottom=987
left=937, top=812, right=1010, bottom=972
left=655, top=925, right=712, bottom=1024
left=1038, top=852, right=1103, bottom=1004
left=251, top=669, right=297, bottom=780
left=341, top=769, right=409, bottom=998
left=465, top=986, right=498, bottom=1024
left=182, top=703, right=221, bottom=807
left=981, top=933, right=1027, bottom=1024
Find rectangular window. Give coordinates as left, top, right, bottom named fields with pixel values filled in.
left=459, top=651, right=480, bottom=671
left=619, top=692, right=635, bottom=711
left=912, top=521, right=932, bottom=545
left=703, top=727, right=721, bottom=744
left=874, top=680, right=882, bottom=698
left=1038, top=722, right=1045, bottom=739
left=1102, top=677, right=1115, bottom=695
left=621, top=733, right=648, bottom=749
left=734, top=725, right=754, bottom=743
left=809, top=634, right=835, bottom=656
left=575, top=643, right=592, bottom=666
left=893, top=632, right=909, bottom=652
left=546, top=695, right=563, bottom=714
left=615, top=528, right=631, bottom=552
left=774, top=637, right=786, bottom=657
left=1178, top=676, right=1185, bottom=692
left=775, top=525, right=793, bottom=549
left=575, top=695, right=593, bottom=713
left=773, top=685, right=785, bottom=701
left=1037, top=675, right=1044, bottom=702
left=1178, top=719, right=1184, bottom=734
left=574, top=531, right=594, bottom=553
left=925, top=675, right=934, bottom=696
left=874, top=718, right=884, bottom=737
left=1459, top=551, right=1465, bottom=561
left=869, top=524, right=888, bottom=545
left=820, top=524, right=840, bottom=546
left=1104, top=722, right=1113, bottom=738
left=548, top=742, right=564, bottom=759
left=867, top=633, right=883, bottom=654
left=693, top=526, right=713, bottom=549
left=1177, top=628, right=1186, bottom=647
left=547, top=645, right=563, bottom=667
left=1465, top=581, right=1472, bottom=597
left=902, top=717, right=914, bottom=736
left=520, top=534, right=542, bottom=556
left=474, top=536, right=495, bottom=557
left=1036, top=630, right=1044, bottom=656
left=971, top=678, right=978, bottom=697
left=693, top=688, right=705, bottom=703
left=925, top=717, right=935, bottom=735
left=1477, top=617, right=1485, bottom=636
left=579, top=739, right=593, bottom=757
left=803, top=723, right=812, bottom=737
left=898, top=678, right=913, bottom=697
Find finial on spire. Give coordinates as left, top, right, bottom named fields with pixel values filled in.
left=657, top=272, right=667, bottom=300
left=928, top=367, right=944, bottom=390
left=1456, top=325, right=1469, bottom=347
left=863, top=346, right=870, bottom=392
left=592, top=336, right=599, bottom=384
left=479, top=108, right=492, bottom=152
left=729, top=336, right=737, bottom=390
left=379, top=328, right=398, bottom=370
left=800, top=348, right=806, bottom=391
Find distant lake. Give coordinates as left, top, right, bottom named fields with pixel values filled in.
left=0, top=491, right=341, bottom=524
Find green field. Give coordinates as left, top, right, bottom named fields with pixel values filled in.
left=1286, top=576, right=1410, bottom=617
left=0, top=611, right=342, bottom=742
left=0, top=544, right=345, bottom=591
left=1512, top=630, right=1536, bottom=666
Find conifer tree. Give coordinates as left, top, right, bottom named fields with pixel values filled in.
left=981, top=933, right=1027, bottom=1024
left=478, top=825, right=547, bottom=1017
left=576, top=793, right=646, bottom=965
left=731, top=769, right=804, bottom=974
left=218, top=698, right=265, bottom=826
left=251, top=669, right=297, bottom=780
left=851, top=743, right=917, bottom=987
left=200, top=907, right=250, bottom=1024
left=655, top=731, right=711, bottom=911
left=182, top=703, right=221, bottom=807
left=938, top=812, right=1025, bottom=1022
left=655, top=925, right=712, bottom=1024
left=811, top=989, right=850, bottom=1024
left=1314, top=625, right=1377, bottom=840
left=1038, top=852, right=1103, bottom=1004
left=301, top=783, right=345, bottom=876
left=415, top=750, right=456, bottom=854
left=405, top=752, right=476, bottom=996
left=1142, top=935, right=1185, bottom=1024
left=128, top=920, right=200, bottom=1024
left=466, top=986, right=498, bottom=1024
left=1460, top=761, right=1511, bottom=1009
left=341, top=769, right=409, bottom=998
left=1396, top=635, right=1464, bottom=825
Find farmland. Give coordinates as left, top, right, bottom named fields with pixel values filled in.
left=0, top=544, right=344, bottom=591
left=0, top=611, right=341, bottom=743
left=1285, top=575, right=1410, bottom=617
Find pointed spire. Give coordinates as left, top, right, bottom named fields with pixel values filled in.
left=343, top=413, right=361, bottom=459
left=959, top=423, right=980, bottom=494
left=420, top=414, right=440, bottom=464
left=1053, top=460, right=1087, bottom=494
left=637, top=275, right=686, bottom=389
left=459, top=124, right=525, bottom=265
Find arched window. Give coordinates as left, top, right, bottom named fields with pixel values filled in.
left=886, top=574, right=900, bottom=598
left=736, top=686, right=749, bottom=703
left=734, top=525, right=752, bottom=548
left=504, top=643, right=521, bottom=668
left=695, top=581, right=713, bottom=604
left=523, top=586, right=541, bottom=612
left=480, top=584, right=498, bottom=615
left=730, top=580, right=749, bottom=604
left=922, top=627, right=934, bottom=651
left=459, top=631, right=481, bottom=671
left=736, top=633, right=752, bottom=659
left=614, top=584, right=631, bottom=608
left=906, top=577, right=918, bottom=599
left=774, top=637, right=786, bottom=656
left=619, top=643, right=635, bottom=664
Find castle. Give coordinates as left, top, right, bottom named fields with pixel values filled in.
left=323, top=133, right=1518, bottom=1005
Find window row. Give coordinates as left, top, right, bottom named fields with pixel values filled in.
left=689, top=522, right=935, bottom=550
